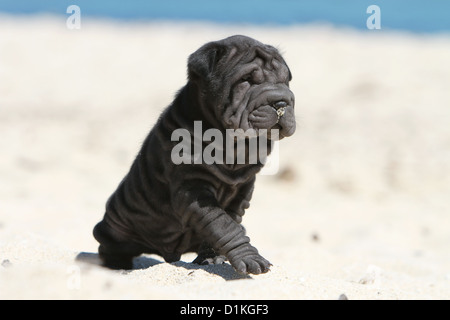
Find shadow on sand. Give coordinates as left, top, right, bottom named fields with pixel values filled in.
left=75, top=252, right=251, bottom=281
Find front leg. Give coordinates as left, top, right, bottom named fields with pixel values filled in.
left=226, top=178, right=255, bottom=223
left=173, top=184, right=271, bottom=275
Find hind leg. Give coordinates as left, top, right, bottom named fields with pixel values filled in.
left=93, top=220, right=146, bottom=270
left=192, top=242, right=227, bottom=265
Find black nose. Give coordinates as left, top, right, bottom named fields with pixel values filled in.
left=273, top=101, right=287, bottom=110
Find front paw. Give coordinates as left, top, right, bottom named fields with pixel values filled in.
left=228, top=244, right=272, bottom=275
left=193, top=255, right=227, bottom=265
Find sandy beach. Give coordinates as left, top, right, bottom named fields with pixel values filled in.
left=0, top=16, right=449, bottom=299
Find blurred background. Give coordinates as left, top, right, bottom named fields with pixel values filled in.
left=2, top=0, right=450, bottom=32
left=0, top=0, right=449, bottom=299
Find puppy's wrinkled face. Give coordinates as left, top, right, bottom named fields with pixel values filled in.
left=188, top=35, right=296, bottom=140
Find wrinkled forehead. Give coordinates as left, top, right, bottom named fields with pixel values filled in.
left=218, top=38, right=291, bottom=81
left=224, top=40, right=281, bottom=65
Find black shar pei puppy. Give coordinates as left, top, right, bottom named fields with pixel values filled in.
left=93, top=35, right=295, bottom=275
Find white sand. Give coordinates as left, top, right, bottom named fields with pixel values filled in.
left=0, top=16, right=449, bottom=299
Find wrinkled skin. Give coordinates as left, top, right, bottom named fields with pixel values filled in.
left=93, top=35, right=296, bottom=275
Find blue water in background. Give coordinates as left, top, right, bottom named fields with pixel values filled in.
left=0, top=0, right=449, bottom=33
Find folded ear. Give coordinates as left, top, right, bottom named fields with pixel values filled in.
left=188, top=42, right=226, bottom=83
